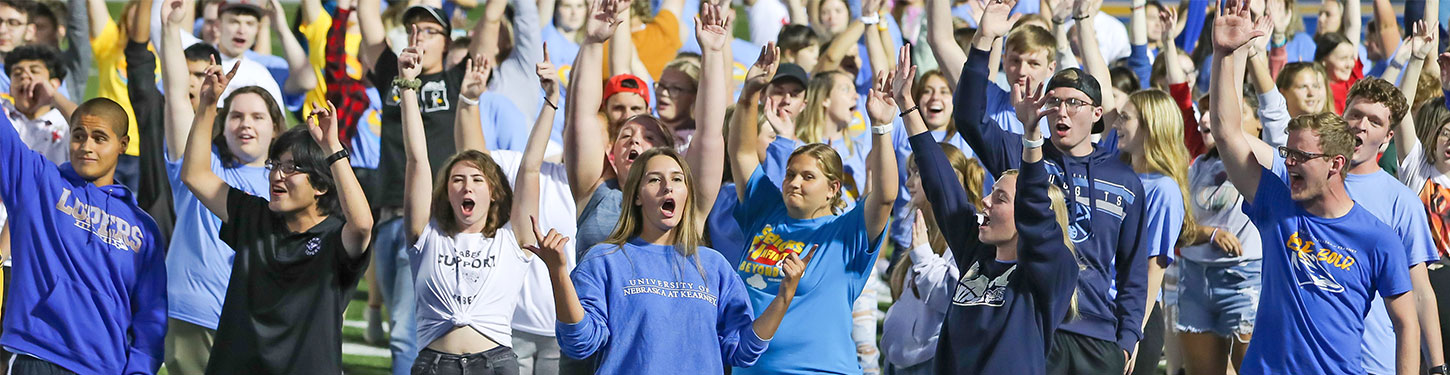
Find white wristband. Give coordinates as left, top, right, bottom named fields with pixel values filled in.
left=860, top=13, right=880, bottom=25
left=1022, top=136, right=1045, bottom=148
left=871, top=123, right=894, bottom=135
left=460, top=95, right=479, bottom=105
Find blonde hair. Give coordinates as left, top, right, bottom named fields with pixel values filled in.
left=1125, top=90, right=1199, bottom=247
left=663, top=56, right=702, bottom=83
left=890, top=144, right=986, bottom=300
left=602, top=148, right=707, bottom=278
left=997, top=169, right=1080, bottom=317
left=794, top=71, right=858, bottom=155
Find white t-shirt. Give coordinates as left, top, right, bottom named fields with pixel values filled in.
left=217, top=54, right=286, bottom=109
left=1398, top=143, right=1450, bottom=256
left=4, top=103, right=69, bottom=166
left=749, top=0, right=790, bottom=47
left=490, top=150, right=579, bottom=336
left=411, top=223, right=532, bottom=348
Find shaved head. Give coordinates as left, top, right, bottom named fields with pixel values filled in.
left=72, top=97, right=130, bottom=136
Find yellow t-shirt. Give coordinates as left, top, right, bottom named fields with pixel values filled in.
left=91, top=19, right=155, bottom=156
left=300, top=12, right=368, bottom=115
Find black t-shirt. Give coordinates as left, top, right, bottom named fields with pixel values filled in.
left=368, top=48, right=467, bottom=209
left=207, top=187, right=371, bottom=375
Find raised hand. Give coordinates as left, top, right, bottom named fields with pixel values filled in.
left=538, top=45, right=561, bottom=98
left=695, top=2, right=732, bottom=52
left=978, top=0, right=1021, bottom=41
left=1438, top=52, right=1450, bottom=89
left=888, top=45, right=917, bottom=106
left=862, top=0, right=884, bottom=17
left=460, top=56, right=493, bottom=101
left=866, top=73, right=899, bottom=126
left=26, top=80, right=57, bottom=110
left=523, top=216, right=571, bottom=268
left=1267, top=0, right=1291, bottom=36
left=268, top=0, right=286, bottom=21
left=1410, top=21, right=1438, bottom=59
left=1212, top=0, right=1270, bottom=54
left=1072, top=0, right=1100, bottom=20
left=1049, top=0, right=1073, bottom=23
left=779, top=244, right=817, bottom=293
left=398, top=25, right=425, bottom=80
left=909, top=209, right=929, bottom=249
left=1011, top=78, right=1053, bottom=133
left=743, top=42, right=780, bottom=94
left=583, top=0, right=626, bottom=44
left=199, top=57, right=241, bottom=107
left=1158, top=6, right=1180, bottom=46
left=162, top=0, right=186, bottom=25
left=306, top=101, right=344, bottom=152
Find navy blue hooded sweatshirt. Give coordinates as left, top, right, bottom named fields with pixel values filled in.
left=955, top=47, right=1149, bottom=354
left=0, top=115, right=167, bottom=374
left=912, top=134, right=1080, bottom=374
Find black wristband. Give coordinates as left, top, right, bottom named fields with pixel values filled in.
left=326, top=149, right=350, bottom=166
left=1431, top=364, right=1448, bottom=375
left=899, top=105, right=919, bottom=118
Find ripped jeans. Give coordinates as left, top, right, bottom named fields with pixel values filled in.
left=1174, top=259, right=1262, bottom=341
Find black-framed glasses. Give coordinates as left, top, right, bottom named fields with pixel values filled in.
left=266, top=160, right=309, bottom=175
left=1278, top=146, right=1332, bottom=164
left=1044, top=97, right=1093, bottom=113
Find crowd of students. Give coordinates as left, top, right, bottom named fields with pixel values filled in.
left=0, top=0, right=1446, bottom=372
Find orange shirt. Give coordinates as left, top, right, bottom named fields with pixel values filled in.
left=601, top=9, right=682, bottom=81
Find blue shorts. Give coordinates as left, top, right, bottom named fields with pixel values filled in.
left=1174, top=259, right=1262, bottom=339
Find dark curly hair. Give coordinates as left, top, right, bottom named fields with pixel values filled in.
left=4, top=44, right=64, bottom=81
left=1345, top=77, right=1409, bottom=125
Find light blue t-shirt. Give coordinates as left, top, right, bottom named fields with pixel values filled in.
left=731, top=165, right=885, bottom=375
left=476, top=92, right=531, bottom=152
left=164, top=152, right=269, bottom=329
left=1239, top=167, right=1413, bottom=375
left=558, top=239, right=769, bottom=374
left=349, top=87, right=382, bottom=170
left=1140, top=173, right=1184, bottom=264
left=1345, top=170, right=1440, bottom=375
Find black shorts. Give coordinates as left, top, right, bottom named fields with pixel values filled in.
left=1047, top=331, right=1127, bottom=375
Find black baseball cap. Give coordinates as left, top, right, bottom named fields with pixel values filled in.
left=1044, top=68, right=1103, bottom=106
left=403, top=5, right=452, bottom=32
left=770, top=63, right=809, bottom=87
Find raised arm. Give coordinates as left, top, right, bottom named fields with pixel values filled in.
left=687, top=3, right=731, bottom=230
left=607, top=1, right=650, bottom=79
left=512, top=49, right=562, bottom=250
left=565, top=0, right=624, bottom=208
left=161, top=0, right=195, bottom=161
left=399, top=35, right=433, bottom=241
left=358, top=0, right=388, bottom=71
left=473, top=0, right=510, bottom=60
left=1051, top=2, right=1077, bottom=70
left=924, top=0, right=965, bottom=85
left=455, top=57, right=493, bottom=154
left=63, top=0, right=91, bottom=102
left=1395, top=21, right=1437, bottom=163
left=861, top=0, right=891, bottom=75
left=1073, top=0, right=1115, bottom=114
left=957, top=0, right=1023, bottom=176
left=308, top=102, right=374, bottom=258
left=864, top=72, right=900, bottom=242
left=86, top=0, right=110, bottom=39
left=730, top=44, right=778, bottom=201
left=268, top=0, right=317, bottom=95
left=816, top=20, right=865, bottom=73
left=1208, top=0, right=1271, bottom=202
left=1344, top=0, right=1363, bottom=49
left=785, top=0, right=807, bottom=26
left=179, top=61, right=240, bottom=222
left=1370, top=0, right=1401, bottom=57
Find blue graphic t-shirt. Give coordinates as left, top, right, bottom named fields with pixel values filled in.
left=164, top=152, right=269, bottom=330
left=731, top=165, right=885, bottom=375
left=1240, top=167, right=1412, bottom=375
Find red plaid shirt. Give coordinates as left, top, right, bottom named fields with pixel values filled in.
left=326, top=8, right=370, bottom=146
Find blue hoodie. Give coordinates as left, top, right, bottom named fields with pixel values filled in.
left=911, top=133, right=1079, bottom=375
left=955, top=48, right=1149, bottom=354
left=0, top=115, right=167, bottom=374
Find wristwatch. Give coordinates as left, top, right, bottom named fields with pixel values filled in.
left=326, top=149, right=351, bottom=166
left=1431, top=364, right=1447, bottom=375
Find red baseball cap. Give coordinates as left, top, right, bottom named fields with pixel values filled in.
left=603, top=74, right=650, bottom=107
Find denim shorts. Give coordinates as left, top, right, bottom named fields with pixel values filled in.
left=1174, top=259, right=1262, bottom=339
left=412, top=346, right=520, bottom=375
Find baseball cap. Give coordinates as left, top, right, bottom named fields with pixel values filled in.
left=402, top=5, right=452, bottom=32
left=604, top=74, right=650, bottom=107
left=770, top=63, right=809, bottom=87
left=219, top=0, right=266, bottom=16
left=1044, top=68, right=1103, bottom=106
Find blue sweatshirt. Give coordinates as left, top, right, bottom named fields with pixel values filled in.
left=557, top=240, right=771, bottom=374
left=0, top=116, right=167, bottom=374
left=955, top=48, right=1150, bottom=354
left=911, top=133, right=1079, bottom=375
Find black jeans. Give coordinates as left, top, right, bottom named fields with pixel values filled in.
left=412, top=347, right=520, bottom=375
left=8, top=356, right=76, bottom=375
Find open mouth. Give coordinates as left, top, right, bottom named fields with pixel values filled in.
left=660, top=197, right=677, bottom=218
left=626, top=149, right=640, bottom=162
left=461, top=198, right=476, bottom=216
left=233, top=37, right=248, bottom=46
left=1054, top=123, right=1071, bottom=136
left=270, top=184, right=287, bottom=196
left=1288, top=171, right=1305, bottom=191
left=926, top=103, right=945, bottom=115
left=238, top=133, right=256, bottom=143
left=849, top=104, right=859, bottom=113
left=977, top=213, right=990, bottom=228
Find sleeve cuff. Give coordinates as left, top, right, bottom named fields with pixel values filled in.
left=123, top=349, right=160, bottom=375
left=1116, top=334, right=1140, bottom=356
left=743, top=326, right=771, bottom=352
left=908, top=242, right=936, bottom=264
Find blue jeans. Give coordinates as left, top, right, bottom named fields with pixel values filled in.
left=376, top=216, right=418, bottom=375
left=1175, top=259, right=1262, bottom=339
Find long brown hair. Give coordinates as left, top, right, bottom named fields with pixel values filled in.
left=431, top=150, right=513, bottom=237
left=889, top=144, right=985, bottom=301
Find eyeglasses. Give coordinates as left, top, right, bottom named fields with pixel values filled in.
left=655, top=83, right=695, bottom=96
left=1278, top=146, right=1332, bottom=164
left=409, top=27, right=448, bottom=37
left=1044, top=97, right=1094, bottom=113
left=266, top=160, right=309, bottom=176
